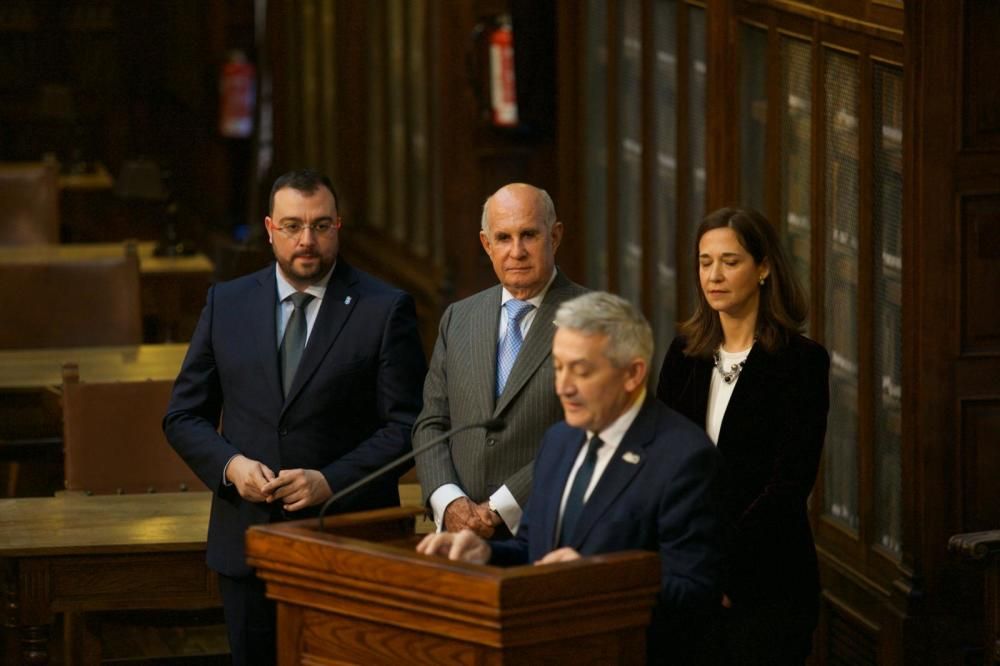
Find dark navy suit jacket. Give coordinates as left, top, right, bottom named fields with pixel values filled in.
left=490, top=398, right=724, bottom=659
left=164, top=260, right=426, bottom=577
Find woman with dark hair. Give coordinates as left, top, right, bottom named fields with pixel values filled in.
left=656, top=206, right=830, bottom=665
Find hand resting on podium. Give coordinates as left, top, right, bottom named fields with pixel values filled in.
left=416, top=529, right=582, bottom=566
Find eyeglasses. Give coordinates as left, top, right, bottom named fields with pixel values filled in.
left=275, top=220, right=340, bottom=238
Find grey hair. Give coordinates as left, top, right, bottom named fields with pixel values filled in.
left=480, top=184, right=557, bottom=234
left=554, top=292, right=654, bottom=367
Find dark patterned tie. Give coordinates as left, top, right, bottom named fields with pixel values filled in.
left=558, top=435, right=603, bottom=547
left=280, top=292, right=314, bottom=397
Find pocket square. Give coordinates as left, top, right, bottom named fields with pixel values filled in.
left=622, top=451, right=640, bottom=464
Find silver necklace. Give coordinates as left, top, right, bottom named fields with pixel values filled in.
left=713, top=349, right=747, bottom=384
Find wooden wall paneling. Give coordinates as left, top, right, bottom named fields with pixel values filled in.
left=300, top=0, right=319, bottom=168
left=763, top=14, right=782, bottom=225
left=907, top=0, right=991, bottom=661
left=640, top=0, right=656, bottom=316
left=319, top=0, right=336, bottom=184
left=961, top=1, right=1000, bottom=151
left=430, top=1, right=485, bottom=301
left=959, top=398, right=1000, bottom=534
left=960, top=196, right=1000, bottom=354
left=406, top=0, right=430, bottom=259
left=333, top=0, right=367, bottom=222
left=820, top=589, right=882, bottom=666
left=750, top=0, right=903, bottom=39
left=615, top=0, right=641, bottom=305
left=674, top=1, right=693, bottom=319
left=365, top=1, right=387, bottom=232
left=272, top=0, right=299, bottom=171
left=386, top=0, right=407, bottom=244
left=706, top=0, right=738, bottom=209
left=556, top=0, right=585, bottom=285
left=605, top=0, right=622, bottom=295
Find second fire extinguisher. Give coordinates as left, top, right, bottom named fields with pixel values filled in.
left=219, top=50, right=256, bottom=139
left=489, top=15, right=518, bottom=127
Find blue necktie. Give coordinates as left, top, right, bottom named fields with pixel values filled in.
left=558, top=435, right=603, bottom=547
left=495, top=299, right=534, bottom=397
left=280, top=292, right=314, bottom=396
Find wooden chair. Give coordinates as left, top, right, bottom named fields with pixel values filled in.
left=61, top=364, right=203, bottom=494
left=950, top=530, right=1000, bottom=664
left=0, top=244, right=142, bottom=349
left=0, top=160, right=60, bottom=245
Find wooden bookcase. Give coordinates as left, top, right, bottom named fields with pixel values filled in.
left=558, top=1, right=1000, bottom=664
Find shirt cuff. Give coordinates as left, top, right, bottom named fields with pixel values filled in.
left=490, top=485, right=522, bottom=535
left=429, top=484, right=467, bottom=532
left=222, top=454, right=240, bottom=487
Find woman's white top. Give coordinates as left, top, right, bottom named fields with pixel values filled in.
left=705, top=345, right=752, bottom=445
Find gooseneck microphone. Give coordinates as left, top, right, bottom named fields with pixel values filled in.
left=317, top=418, right=506, bottom=530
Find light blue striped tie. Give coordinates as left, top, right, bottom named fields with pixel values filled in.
left=496, top=299, right=534, bottom=398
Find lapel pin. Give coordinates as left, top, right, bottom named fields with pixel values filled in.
left=344, top=296, right=352, bottom=305
left=622, top=451, right=641, bottom=465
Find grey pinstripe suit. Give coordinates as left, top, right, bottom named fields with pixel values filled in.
left=414, top=271, right=588, bottom=508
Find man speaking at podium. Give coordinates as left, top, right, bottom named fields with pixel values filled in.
left=417, top=292, right=723, bottom=663
left=164, top=170, right=425, bottom=666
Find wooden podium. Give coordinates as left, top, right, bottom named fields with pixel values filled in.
left=246, top=506, right=661, bottom=665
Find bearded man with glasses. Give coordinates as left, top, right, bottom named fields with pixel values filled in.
left=164, top=169, right=426, bottom=666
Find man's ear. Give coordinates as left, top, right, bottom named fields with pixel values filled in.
left=479, top=230, right=492, bottom=256
left=550, top=221, right=564, bottom=253
left=264, top=216, right=275, bottom=244
left=623, top=358, right=648, bottom=393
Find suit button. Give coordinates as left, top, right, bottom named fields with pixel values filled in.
left=486, top=438, right=496, bottom=447
left=279, top=428, right=288, bottom=437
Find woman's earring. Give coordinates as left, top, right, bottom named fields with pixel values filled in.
left=759, top=276, right=766, bottom=286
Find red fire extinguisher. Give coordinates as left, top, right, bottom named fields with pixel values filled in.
left=219, top=50, right=256, bottom=139
left=489, top=15, right=518, bottom=127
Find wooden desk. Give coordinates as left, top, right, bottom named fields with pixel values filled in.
left=0, top=343, right=189, bottom=497
left=57, top=163, right=114, bottom=193
left=0, top=242, right=214, bottom=342
left=0, top=343, right=189, bottom=391
left=0, top=492, right=218, bottom=665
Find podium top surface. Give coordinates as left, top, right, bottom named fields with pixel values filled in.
left=247, top=506, right=660, bottom=610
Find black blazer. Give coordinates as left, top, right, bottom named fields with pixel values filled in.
left=656, top=334, right=829, bottom=613
left=164, top=260, right=426, bottom=577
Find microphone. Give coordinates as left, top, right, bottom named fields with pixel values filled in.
left=317, top=418, right=506, bottom=530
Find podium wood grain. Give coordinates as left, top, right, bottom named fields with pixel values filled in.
left=247, top=507, right=660, bottom=665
